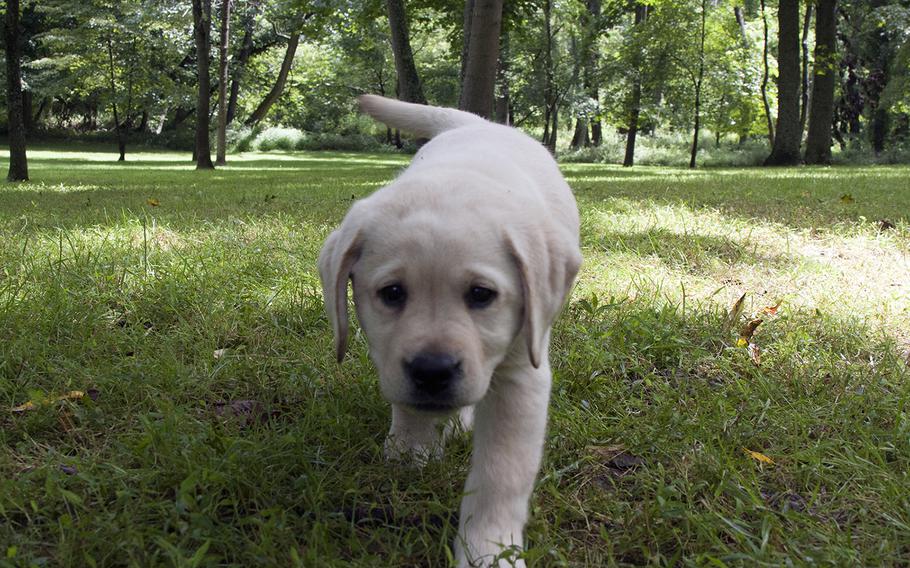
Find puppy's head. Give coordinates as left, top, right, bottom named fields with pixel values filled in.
left=319, top=180, right=579, bottom=413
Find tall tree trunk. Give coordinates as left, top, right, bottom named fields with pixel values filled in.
left=244, top=32, right=301, bottom=126
left=386, top=0, right=427, bottom=105
left=460, top=0, right=504, bottom=118
left=764, top=0, right=802, bottom=166
left=623, top=3, right=648, bottom=167
left=542, top=0, right=557, bottom=153
left=734, top=6, right=750, bottom=49
left=226, top=6, right=258, bottom=124
left=799, top=4, right=814, bottom=138
left=216, top=0, right=231, bottom=165
left=5, top=0, right=28, bottom=181
left=760, top=0, right=775, bottom=147
left=805, top=0, right=838, bottom=164
left=458, top=0, right=475, bottom=102
left=587, top=0, right=603, bottom=146
left=192, top=0, right=215, bottom=169
left=689, top=0, right=707, bottom=169
left=494, top=32, right=511, bottom=124
left=106, top=37, right=126, bottom=161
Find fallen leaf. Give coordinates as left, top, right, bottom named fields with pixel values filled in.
left=761, top=301, right=782, bottom=316
left=726, top=293, right=747, bottom=331
left=213, top=348, right=227, bottom=359
left=878, top=219, right=895, bottom=232
left=588, top=444, right=626, bottom=461
left=840, top=193, right=854, bottom=204
left=748, top=342, right=762, bottom=366
left=739, top=318, right=763, bottom=342
left=12, top=390, right=86, bottom=413
left=744, top=447, right=774, bottom=464
left=146, top=198, right=160, bottom=207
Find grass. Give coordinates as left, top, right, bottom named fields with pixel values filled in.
left=1, top=145, right=909, bottom=567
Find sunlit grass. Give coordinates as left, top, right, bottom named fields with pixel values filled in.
left=1, top=147, right=909, bottom=566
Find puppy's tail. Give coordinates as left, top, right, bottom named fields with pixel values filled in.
left=358, top=94, right=486, bottom=139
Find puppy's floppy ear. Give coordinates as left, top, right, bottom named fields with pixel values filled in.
left=318, top=219, right=363, bottom=363
left=504, top=227, right=582, bottom=368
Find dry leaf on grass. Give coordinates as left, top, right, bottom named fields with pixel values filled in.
left=748, top=342, right=762, bottom=366
left=840, top=194, right=854, bottom=204
left=739, top=318, right=763, bottom=343
left=12, top=390, right=87, bottom=413
left=761, top=301, right=782, bottom=316
left=726, top=293, right=747, bottom=331
left=743, top=447, right=774, bottom=464
left=146, top=198, right=160, bottom=207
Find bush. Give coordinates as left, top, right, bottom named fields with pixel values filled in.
left=229, top=125, right=398, bottom=153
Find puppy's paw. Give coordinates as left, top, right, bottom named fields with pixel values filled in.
left=455, top=534, right=525, bottom=568
left=383, top=434, right=442, bottom=467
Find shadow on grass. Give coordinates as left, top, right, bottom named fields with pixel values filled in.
left=582, top=226, right=797, bottom=273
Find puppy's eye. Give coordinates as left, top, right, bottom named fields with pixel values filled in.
left=466, top=286, right=497, bottom=309
left=378, top=284, right=407, bottom=307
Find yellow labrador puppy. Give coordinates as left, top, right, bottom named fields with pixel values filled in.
left=319, top=95, right=581, bottom=567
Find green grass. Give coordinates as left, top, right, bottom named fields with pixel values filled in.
left=1, top=146, right=909, bottom=567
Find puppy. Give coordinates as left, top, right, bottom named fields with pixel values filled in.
left=319, top=95, right=581, bottom=567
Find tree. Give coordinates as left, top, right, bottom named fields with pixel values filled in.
left=244, top=31, right=301, bottom=126
left=623, top=3, right=648, bottom=167
left=804, top=0, right=838, bottom=163
left=759, top=0, right=775, bottom=147
left=386, top=0, right=427, bottom=105
left=460, top=0, right=504, bottom=118
left=192, top=0, right=215, bottom=169
left=689, top=0, right=707, bottom=169
left=215, top=0, right=231, bottom=165
left=5, top=0, right=29, bottom=181
left=764, top=0, right=802, bottom=166
left=106, top=36, right=126, bottom=161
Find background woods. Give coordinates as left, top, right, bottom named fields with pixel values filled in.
left=2, top=0, right=909, bottom=168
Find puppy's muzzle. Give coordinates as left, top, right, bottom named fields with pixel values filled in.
left=404, top=352, right=462, bottom=399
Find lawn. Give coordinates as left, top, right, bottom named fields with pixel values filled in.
left=1, top=146, right=909, bottom=566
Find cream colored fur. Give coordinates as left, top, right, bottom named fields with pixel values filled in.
left=319, top=95, right=581, bottom=567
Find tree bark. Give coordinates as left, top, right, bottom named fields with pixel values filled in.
left=106, top=37, right=126, bottom=161
left=244, top=32, right=301, bottom=126
left=460, top=0, right=504, bottom=118
left=226, top=6, right=258, bottom=124
left=805, top=0, right=838, bottom=164
left=5, top=0, right=29, bottom=181
left=623, top=3, right=648, bottom=167
left=689, top=0, right=707, bottom=169
left=764, top=0, right=802, bottom=166
left=799, top=4, right=814, bottom=138
left=587, top=0, right=603, bottom=146
left=760, top=0, right=775, bottom=148
left=192, top=0, right=215, bottom=169
left=494, top=32, right=510, bottom=124
left=458, top=0, right=475, bottom=102
left=541, top=0, right=557, bottom=153
left=734, top=6, right=750, bottom=49
left=386, top=0, right=427, bottom=105
left=216, top=0, right=231, bottom=165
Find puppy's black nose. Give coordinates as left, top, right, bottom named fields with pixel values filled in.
left=404, top=353, right=461, bottom=395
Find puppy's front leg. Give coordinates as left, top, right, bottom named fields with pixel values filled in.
left=455, top=360, right=551, bottom=567
left=384, top=404, right=444, bottom=464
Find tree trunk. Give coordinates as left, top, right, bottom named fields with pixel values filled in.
left=764, top=0, right=802, bottom=166
left=542, top=0, right=557, bottom=153
left=106, top=37, right=126, bottom=161
left=244, top=32, right=301, bottom=126
left=226, top=6, right=258, bottom=124
left=799, top=4, right=814, bottom=138
left=690, top=0, right=707, bottom=169
left=386, top=0, right=427, bottom=105
left=760, top=0, right=775, bottom=148
left=623, top=3, right=648, bottom=167
left=192, top=0, right=215, bottom=169
left=5, top=0, right=29, bottom=181
left=587, top=0, right=603, bottom=146
left=460, top=0, right=504, bottom=118
left=458, top=0, right=475, bottom=101
left=494, top=32, right=510, bottom=124
left=216, top=0, right=231, bottom=165
left=734, top=6, right=750, bottom=49
left=805, top=0, right=838, bottom=164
